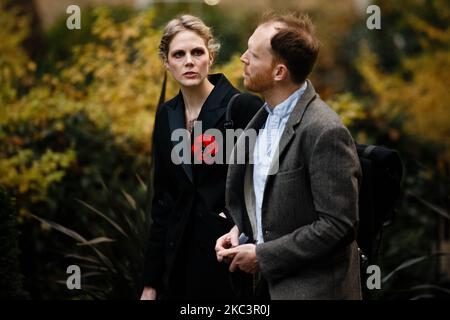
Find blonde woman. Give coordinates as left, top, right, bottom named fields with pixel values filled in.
left=140, top=15, right=262, bottom=300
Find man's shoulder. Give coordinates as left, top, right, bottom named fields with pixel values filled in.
left=298, top=96, right=356, bottom=160
left=303, top=95, right=346, bottom=133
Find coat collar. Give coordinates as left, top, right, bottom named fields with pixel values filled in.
left=226, top=80, right=317, bottom=232
left=167, top=73, right=237, bottom=183
left=233, top=80, right=317, bottom=166
left=266, top=79, right=317, bottom=175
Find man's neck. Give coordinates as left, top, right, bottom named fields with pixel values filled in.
left=262, top=81, right=305, bottom=109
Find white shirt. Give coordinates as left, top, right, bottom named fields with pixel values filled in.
left=252, top=82, right=307, bottom=244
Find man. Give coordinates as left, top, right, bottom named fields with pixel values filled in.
left=216, top=13, right=362, bottom=300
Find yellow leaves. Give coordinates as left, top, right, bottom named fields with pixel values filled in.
left=122, top=26, right=140, bottom=41
left=356, top=41, right=450, bottom=161
left=0, top=88, right=84, bottom=127
left=327, top=93, right=365, bottom=127
left=405, top=11, right=450, bottom=45
left=356, top=42, right=390, bottom=97
left=93, top=60, right=116, bottom=81
left=356, top=43, right=407, bottom=119
left=0, top=149, right=76, bottom=202
left=53, top=121, right=65, bottom=132
left=91, top=7, right=119, bottom=41
left=213, top=54, right=244, bottom=89
left=0, top=0, right=35, bottom=102
left=39, top=8, right=173, bottom=155
left=400, top=52, right=450, bottom=159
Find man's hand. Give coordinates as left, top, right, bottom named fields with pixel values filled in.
left=218, top=244, right=259, bottom=274
left=140, top=286, right=157, bottom=300
left=215, top=225, right=239, bottom=262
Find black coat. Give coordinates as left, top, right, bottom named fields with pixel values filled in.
left=142, top=74, right=262, bottom=299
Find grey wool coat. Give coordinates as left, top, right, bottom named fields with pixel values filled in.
left=225, top=80, right=363, bottom=300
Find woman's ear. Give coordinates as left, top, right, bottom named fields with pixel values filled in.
left=164, top=60, right=170, bottom=71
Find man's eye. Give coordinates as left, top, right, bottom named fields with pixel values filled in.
left=192, top=49, right=205, bottom=56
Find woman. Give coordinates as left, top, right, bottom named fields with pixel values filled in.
left=140, top=15, right=262, bottom=300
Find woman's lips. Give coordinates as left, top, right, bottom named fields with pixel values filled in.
left=183, top=72, right=198, bottom=78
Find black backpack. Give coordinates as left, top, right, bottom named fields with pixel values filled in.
left=224, top=93, right=264, bottom=130
left=356, top=144, right=403, bottom=267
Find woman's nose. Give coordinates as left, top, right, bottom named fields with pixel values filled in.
left=185, top=54, right=194, bottom=65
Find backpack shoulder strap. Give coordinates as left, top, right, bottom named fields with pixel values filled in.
left=224, top=93, right=242, bottom=129
left=362, top=145, right=376, bottom=158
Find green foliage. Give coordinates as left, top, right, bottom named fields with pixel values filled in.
left=0, top=0, right=35, bottom=103
left=0, top=4, right=167, bottom=298
left=348, top=0, right=450, bottom=299
left=0, top=5, right=170, bottom=215
left=0, top=186, right=29, bottom=299
left=0, top=149, right=76, bottom=204
left=356, top=45, right=450, bottom=161
left=1, top=0, right=449, bottom=299
left=327, top=93, right=365, bottom=127
left=32, top=174, right=152, bottom=300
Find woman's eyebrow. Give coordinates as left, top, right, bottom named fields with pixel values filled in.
left=191, top=47, right=205, bottom=51
left=169, top=47, right=185, bottom=52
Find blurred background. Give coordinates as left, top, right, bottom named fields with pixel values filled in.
left=0, top=0, right=449, bottom=300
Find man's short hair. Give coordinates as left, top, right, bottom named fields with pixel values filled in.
left=259, top=12, right=320, bottom=84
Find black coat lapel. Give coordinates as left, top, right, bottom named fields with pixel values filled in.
left=196, top=74, right=238, bottom=132
left=167, top=74, right=239, bottom=184
left=168, top=94, right=194, bottom=183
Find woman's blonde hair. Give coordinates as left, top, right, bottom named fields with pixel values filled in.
left=159, top=15, right=221, bottom=63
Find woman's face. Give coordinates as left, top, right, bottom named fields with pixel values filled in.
left=165, top=30, right=212, bottom=88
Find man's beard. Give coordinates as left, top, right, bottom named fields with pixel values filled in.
left=244, top=70, right=274, bottom=93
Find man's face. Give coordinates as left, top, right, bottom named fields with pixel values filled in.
left=240, top=23, right=282, bottom=93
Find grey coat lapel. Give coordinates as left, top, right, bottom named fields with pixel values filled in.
left=226, top=107, right=268, bottom=233
left=228, top=81, right=317, bottom=232
left=244, top=164, right=257, bottom=240
left=267, top=80, right=317, bottom=175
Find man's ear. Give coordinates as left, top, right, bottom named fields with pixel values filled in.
left=273, top=64, right=288, bottom=82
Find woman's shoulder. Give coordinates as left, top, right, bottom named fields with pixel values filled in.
left=152, top=95, right=182, bottom=136
left=157, top=95, right=180, bottom=114
left=154, top=94, right=183, bottom=125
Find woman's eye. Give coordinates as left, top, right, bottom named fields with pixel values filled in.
left=173, top=51, right=184, bottom=58
left=192, top=49, right=205, bottom=56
